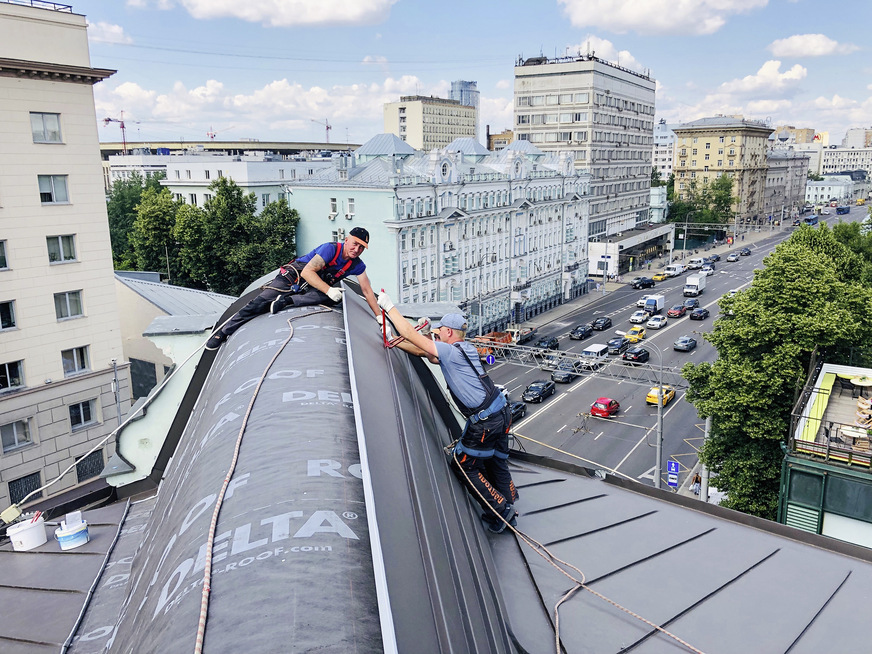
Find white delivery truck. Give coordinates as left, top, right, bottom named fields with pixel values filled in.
left=664, top=263, right=686, bottom=277
left=643, top=294, right=665, bottom=315
left=579, top=343, right=609, bottom=370
left=683, top=274, right=706, bottom=297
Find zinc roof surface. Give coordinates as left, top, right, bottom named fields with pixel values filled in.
left=116, top=275, right=235, bottom=316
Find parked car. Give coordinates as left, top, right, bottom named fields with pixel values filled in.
left=631, top=276, right=655, bottom=289
left=739, top=247, right=751, bottom=256
left=592, top=316, right=612, bottom=331
left=689, top=307, right=710, bottom=320
left=683, top=298, right=699, bottom=310
left=569, top=323, right=593, bottom=340
left=673, top=335, right=698, bottom=351
left=627, top=326, right=646, bottom=343
left=667, top=305, right=687, bottom=318
left=700, top=265, right=715, bottom=276
left=629, top=310, right=651, bottom=324
left=510, top=401, right=527, bottom=422
left=726, top=253, right=740, bottom=262
left=607, top=336, right=630, bottom=355
left=646, top=385, right=676, bottom=406
left=535, top=336, right=560, bottom=350
left=652, top=272, right=669, bottom=282
left=522, top=380, right=556, bottom=403
left=647, top=315, right=668, bottom=329
left=551, top=359, right=582, bottom=383
left=590, top=397, right=620, bottom=418
left=622, top=346, right=650, bottom=364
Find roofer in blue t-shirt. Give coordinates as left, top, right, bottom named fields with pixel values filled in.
left=376, top=294, right=518, bottom=534
left=206, top=227, right=380, bottom=350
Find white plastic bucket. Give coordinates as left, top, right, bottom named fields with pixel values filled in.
left=55, top=520, right=89, bottom=550
left=8, top=516, right=48, bottom=551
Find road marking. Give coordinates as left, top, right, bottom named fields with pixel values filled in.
left=638, top=466, right=656, bottom=481
left=614, top=398, right=685, bottom=472
left=557, top=424, right=567, bottom=433
left=595, top=431, right=604, bottom=440
left=506, top=375, right=519, bottom=385
left=512, top=393, right=566, bottom=430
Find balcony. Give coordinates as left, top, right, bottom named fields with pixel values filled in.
left=512, top=280, right=531, bottom=291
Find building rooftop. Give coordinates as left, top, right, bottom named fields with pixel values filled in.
left=675, top=116, right=774, bottom=133
left=115, top=274, right=236, bottom=316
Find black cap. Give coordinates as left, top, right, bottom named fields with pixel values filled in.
left=349, top=226, right=369, bottom=248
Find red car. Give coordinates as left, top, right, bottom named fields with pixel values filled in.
left=591, top=397, right=620, bottom=418
left=666, top=305, right=686, bottom=318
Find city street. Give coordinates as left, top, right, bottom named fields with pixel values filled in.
left=487, top=208, right=861, bottom=490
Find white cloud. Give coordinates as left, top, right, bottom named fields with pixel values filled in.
left=134, top=0, right=398, bottom=27
left=558, top=0, right=768, bottom=35
left=495, top=80, right=510, bottom=90
left=767, top=34, right=860, bottom=57
left=362, top=55, right=388, bottom=65
left=87, top=21, right=133, bottom=44
left=566, top=36, right=648, bottom=74
left=479, top=96, right=513, bottom=134
left=715, top=60, right=806, bottom=98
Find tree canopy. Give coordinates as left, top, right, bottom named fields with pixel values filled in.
left=668, top=174, right=737, bottom=225
left=683, top=224, right=872, bottom=519
left=120, top=177, right=299, bottom=295
left=107, top=172, right=165, bottom=269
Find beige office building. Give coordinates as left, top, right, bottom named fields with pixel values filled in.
left=672, top=116, right=773, bottom=221
left=512, top=55, right=656, bottom=241
left=0, top=2, right=129, bottom=509
left=384, top=95, right=476, bottom=151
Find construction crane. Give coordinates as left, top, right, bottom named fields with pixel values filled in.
left=207, top=125, right=235, bottom=140
left=311, top=118, right=332, bottom=143
left=103, top=111, right=128, bottom=154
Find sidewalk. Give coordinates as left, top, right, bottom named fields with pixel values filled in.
left=526, top=223, right=780, bottom=332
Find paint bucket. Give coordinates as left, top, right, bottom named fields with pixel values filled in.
left=8, top=516, right=48, bottom=551
left=55, top=519, right=90, bottom=550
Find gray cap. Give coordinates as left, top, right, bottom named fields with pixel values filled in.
left=433, top=313, right=467, bottom=330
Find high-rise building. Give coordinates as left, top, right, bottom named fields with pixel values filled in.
left=384, top=95, right=476, bottom=151
left=513, top=55, right=656, bottom=245
left=672, top=116, right=773, bottom=221
left=450, top=80, right=480, bottom=141
left=0, top=2, right=130, bottom=508
left=653, top=119, right=678, bottom=179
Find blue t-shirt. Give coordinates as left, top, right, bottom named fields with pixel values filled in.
left=434, top=341, right=487, bottom=410
left=296, top=242, right=366, bottom=278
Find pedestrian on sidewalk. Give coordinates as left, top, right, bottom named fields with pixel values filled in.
left=691, top=472, right=702, bottom=495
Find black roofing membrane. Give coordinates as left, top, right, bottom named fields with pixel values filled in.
left=106, top=307, right=381, bottom=653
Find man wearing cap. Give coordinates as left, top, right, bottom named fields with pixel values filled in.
left=376, top=293, right=518, bottom=534
left=206, top=227, right=379, bottom=350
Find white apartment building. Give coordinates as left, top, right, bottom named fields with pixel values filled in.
left=158, top=154, right=332, bottom=212
left=653, top=119, right=678, bottom=179
left=821, top=146, right=872, bottom=181
left=805, top=176, right=854, bottom=205
left=764, top=150, right=811, bottom=219
left=0, top=2, right=130, bottom=509
left=384, top=95, right=477, bottom=151
left=512, top=54, right=656, bottom=250
left=842, top=128, right=872, bottom=149
left=288, top=134, right=591, bottom=334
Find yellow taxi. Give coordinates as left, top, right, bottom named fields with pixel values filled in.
left=652, top=272, right=669, bottom=282
left=627, top=326, right=646, bottom=343
left=646, top=385, right=676, bottom=406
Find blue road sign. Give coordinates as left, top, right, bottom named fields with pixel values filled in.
left=667, top=460, right=679, bottom=474
left=666, top=460, right=679, bottom=488
left=486, top=354, right=496, bottom=365
left=668, top=473, right=679, bottom=488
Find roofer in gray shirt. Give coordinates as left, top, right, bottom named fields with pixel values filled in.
left=377, top=293, right=518, bottom=533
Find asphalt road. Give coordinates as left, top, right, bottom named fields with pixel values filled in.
left=491, top=206, right=862, bottom=489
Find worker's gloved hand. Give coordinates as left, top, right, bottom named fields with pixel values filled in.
left=326, top=287, right=343, bottom=303
left=376, top=314, right=385, bottom=327
left=417, top=317, right=431, bottom=336
left=377, top=292, right=395, bottom=313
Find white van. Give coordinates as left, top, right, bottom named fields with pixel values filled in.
left=687, top=257, right=706, bottom=270
left=664, top=263, right=686, bottom=277
left=579, top=343, right=609, bottom=370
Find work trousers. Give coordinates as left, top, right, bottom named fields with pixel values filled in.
left=452, top=407, right=517, bottom=517
left=220, top=272, right=335, bottom=337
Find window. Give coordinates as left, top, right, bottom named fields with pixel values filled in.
left=189, top=193, right=197, bottom=206
left=54, top=290, right=83, bottom=320
left=347, top=198, right=355, bottom=217
left=0, top=301, right=15, bottom=330
left=175, top=170, right=180, bottom=179
left=217, top=169, right=223, bottom=178
left=205, top=170, right=211, bottom=179
left=61, top=346, right=89, bottom=377
left=38, top=174, right=69, bottom=203
left=185, top=170, right=191, bottom=179
left=76, top=450, right=104, bottom=483
left=69, top=399, right=96, bottom=430
left=1, top=419, right=32, bottom=453
left=0, top=241, right=7, bottom=270
left=46, top=234, right=76, bottom=263
left=329, top=198, right=338, bottom=216
left=31, top=112, right=62, bottom=143
left=0, top=360, right=23, bottom=391
left=8, top=471, right=41, bottom=504
left=262, top=193, right=270, bottom=207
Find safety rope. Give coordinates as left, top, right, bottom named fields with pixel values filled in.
left=451, top=448, right=705, bottom=654
left=193, top=307, right=334, bottom=654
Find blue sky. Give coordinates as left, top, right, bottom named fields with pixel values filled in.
left=77, top=0, right=870, bottom=146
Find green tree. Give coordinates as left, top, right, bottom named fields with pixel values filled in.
left=808, top=172, right=823, bottom=181
left=106, top=172, right=165, bottom=269
left=651, top=167, right=664, bottom=187
left=666, top=172, right=675, bottom=202
left=130, top=186, right=181, bottom=279
left=683, top=226, right=871, bottom=518
left=173, top=178, right=298, bottom=295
